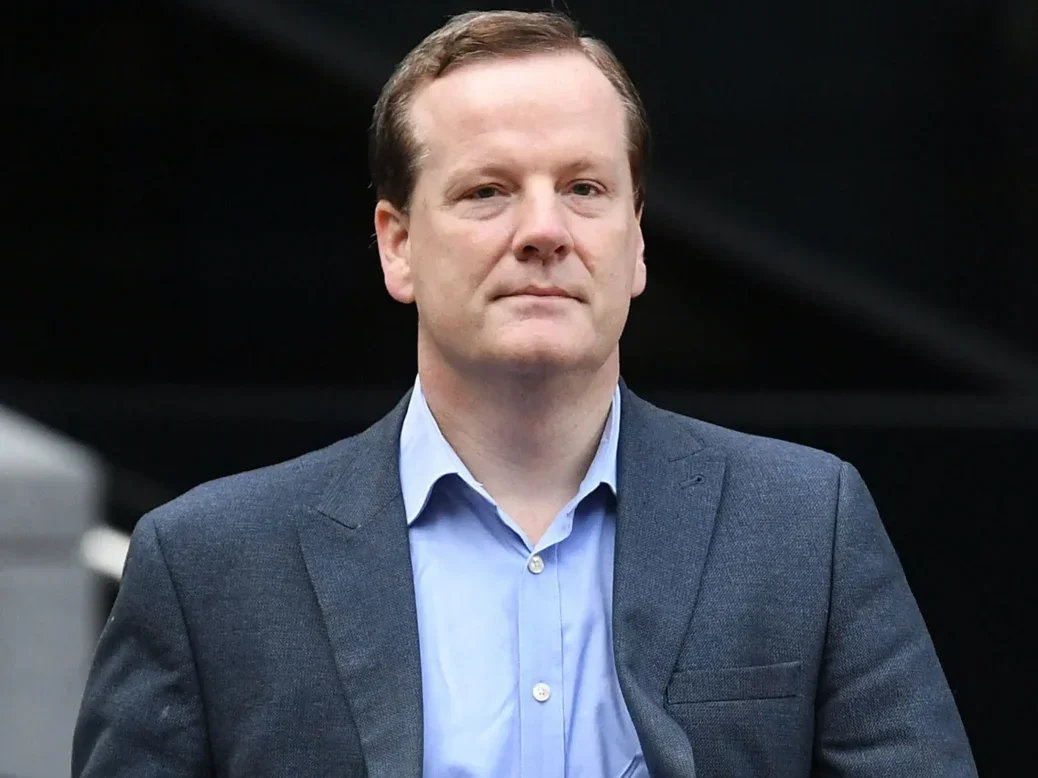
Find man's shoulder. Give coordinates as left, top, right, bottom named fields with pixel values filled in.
left=142, top=391, right=411, bottom=544
left=141, top=431, right=369, bottom=547
left=638, top=395, right=840, bottom=465
left=632, top=400, right=851, bottom=547
left=695, top=416, right=840, bottom=474
left=634, top=396, right=845, bottom=493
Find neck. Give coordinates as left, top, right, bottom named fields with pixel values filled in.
left=417, top=341, right=618, bottom=537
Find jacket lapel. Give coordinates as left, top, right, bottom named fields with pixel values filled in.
left=295, top=384, right=725, bottom=778
left=297, top=393, right=423, bottom=778
left=614, top=386, right=727, bottom=778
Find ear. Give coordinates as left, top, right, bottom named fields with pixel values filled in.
left=374, top=200, right=414, bottom=304
left=631, top=207, right=647, bottom=298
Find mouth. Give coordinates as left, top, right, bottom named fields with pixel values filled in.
left=501, top=286, right=577, bottom=300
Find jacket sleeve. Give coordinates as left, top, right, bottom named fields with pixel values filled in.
left=813, top=462, right=978, bottom=776
left=72, top=513, right=212, bottom=777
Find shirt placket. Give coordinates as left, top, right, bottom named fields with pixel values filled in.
left=517, top=541, right=566, bottom=778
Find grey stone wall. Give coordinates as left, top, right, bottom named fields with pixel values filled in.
left=0, top=408, right=101, bottom=778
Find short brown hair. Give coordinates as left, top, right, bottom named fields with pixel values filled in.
left=369, top=10, right=649, bottom=212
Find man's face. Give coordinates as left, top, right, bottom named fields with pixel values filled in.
left=375, top=52, right=646, bottom=378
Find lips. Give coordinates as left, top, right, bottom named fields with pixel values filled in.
left=505, top=286, right=573, bottom=299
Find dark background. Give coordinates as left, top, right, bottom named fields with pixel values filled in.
left=3, top=0, right=1036, bottom=772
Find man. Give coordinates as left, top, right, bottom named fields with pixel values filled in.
left=73, top=10, right=977, bottom=777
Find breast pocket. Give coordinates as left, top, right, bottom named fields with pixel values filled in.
left=665, top=660, right=802, bottom=704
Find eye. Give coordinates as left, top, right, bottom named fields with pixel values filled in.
left=468, top=185, right=503, bottom=200
left=570, top=181, right=603, bottom=197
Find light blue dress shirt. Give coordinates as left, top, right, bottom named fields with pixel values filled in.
left=399, top=377, right=647, bottom=778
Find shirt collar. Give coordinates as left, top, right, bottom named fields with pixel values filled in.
left=398, top=375, right=621, bottom=525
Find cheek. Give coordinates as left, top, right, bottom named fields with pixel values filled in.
left=443, top=225, right=508, bottom=283
left=581, top=224, right=641, bottom=288
left=412, top=223, right=504, bottom=302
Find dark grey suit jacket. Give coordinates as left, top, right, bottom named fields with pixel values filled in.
left=72, top=386, right=977, bottom=777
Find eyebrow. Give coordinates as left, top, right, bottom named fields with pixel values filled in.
left=442, top=154, right=617, bottom=194
left=557, top=154, right=615, bottom=176
left=442, top=163, right=515, bottom=195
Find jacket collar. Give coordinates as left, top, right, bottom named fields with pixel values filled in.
left=300, top=381, right=725, bottom=778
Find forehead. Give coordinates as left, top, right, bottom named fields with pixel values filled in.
left=409, top=52, right=628, bottom=170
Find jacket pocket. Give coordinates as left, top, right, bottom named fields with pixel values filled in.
left=665, top=660, right=802, bottom=704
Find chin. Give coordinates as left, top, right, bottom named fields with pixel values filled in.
left=489, top=334, right=598, bottom=375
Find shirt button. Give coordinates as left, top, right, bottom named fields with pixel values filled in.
left=532, top=682, right=551, bottom=702
left=527, top=554, right=545, bottom=574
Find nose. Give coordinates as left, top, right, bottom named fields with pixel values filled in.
left=512, top=187, right=573, bottom=263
